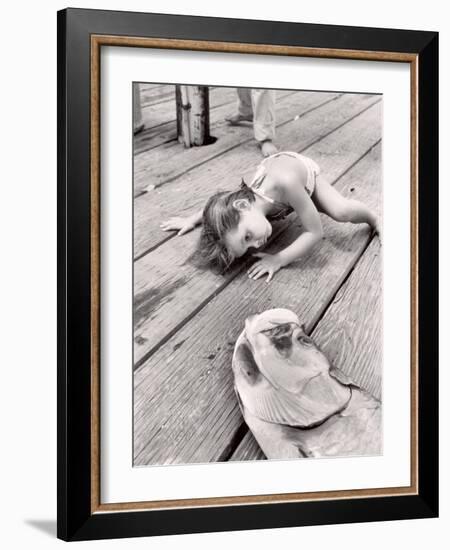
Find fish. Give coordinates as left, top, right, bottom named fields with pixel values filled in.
left=232, top=308, right=382, bottom=459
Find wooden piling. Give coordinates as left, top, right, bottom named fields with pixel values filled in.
left=176, top=85, right=210, bottom=147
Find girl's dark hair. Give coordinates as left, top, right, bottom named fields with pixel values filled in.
left=191, top=180, right=255, bottom=273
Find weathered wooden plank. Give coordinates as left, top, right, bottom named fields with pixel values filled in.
left=229, top=431, right=266, bottom=461
left=312, top=238, right=382, bottom=399
left=230, top=235, right=382, bottom=461
left=133, top=90, right=344, bottom=196
left=140, top=83, right=165, bottom=91
left=139, top=84, right=176, bottom=107
left=139, top=85, right=218, bottom=109
left=133, top=143, right=382, bottom=465
left=134, top=92, right=378, bottom=257
left=134, top=122, right=177, bottom=155
left=139, top=86, right=176, bottom=131
left=133, top=102, right=382, bottom=365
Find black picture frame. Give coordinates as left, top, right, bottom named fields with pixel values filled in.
left=57, top=7, right=438, bottom=542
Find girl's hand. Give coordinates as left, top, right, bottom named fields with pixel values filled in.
left=247, top=252, right=283, bottom=283
left=160, top=216, right=197, bottom=235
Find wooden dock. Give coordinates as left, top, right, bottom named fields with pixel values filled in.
left=133, top=84, right=382, bottom=466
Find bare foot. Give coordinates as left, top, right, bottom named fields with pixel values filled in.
left=260, top=140, right=278, bottom=157
left=225, top=113, right=253, bottom=125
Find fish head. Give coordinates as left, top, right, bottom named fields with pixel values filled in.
left=244, top=308, right=331, bottom=392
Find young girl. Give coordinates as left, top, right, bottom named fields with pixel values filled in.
left=160, top=152, right=380, bottom=283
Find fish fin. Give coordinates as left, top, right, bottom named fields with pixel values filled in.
left=243, top=383, right=324, bottom=427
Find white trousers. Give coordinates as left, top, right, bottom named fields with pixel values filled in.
left=236, top=88, right=276, bottom=142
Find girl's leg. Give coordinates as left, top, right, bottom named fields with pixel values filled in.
left=312, top=175, right=380, bottom=233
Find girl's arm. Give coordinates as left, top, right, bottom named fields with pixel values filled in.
left=160, top=208, right=203, bottom=235
left=248, top=179, right=323, bottom=282
left=276, top=181, right=323, bottom=266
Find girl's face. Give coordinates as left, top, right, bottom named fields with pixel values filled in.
left=225, top=203, right=272, bottom=258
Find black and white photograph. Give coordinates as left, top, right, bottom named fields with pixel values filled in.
left=0, top=0, right=444, bottom=546
left=133, top=83, right=383, bottom=466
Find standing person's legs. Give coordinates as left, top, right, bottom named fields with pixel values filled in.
left=237, top=88, right=253, bottom=119
left=133, top=83, right=144, bottom=134
left=226, top=88, right=254, bottom=124
left=251, top=89, right=278, bottom=157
